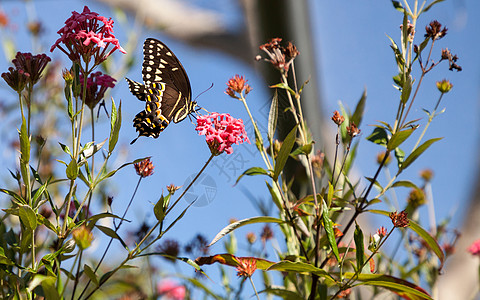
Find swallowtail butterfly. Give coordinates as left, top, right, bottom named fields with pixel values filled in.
left=126, top=38, right=197, bottom=144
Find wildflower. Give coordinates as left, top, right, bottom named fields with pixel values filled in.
left=158, top=239, right=180, bottom=262
left=0, top=10, right=8, bottom=27
left=12, top=52, right=51, bottom=85
left=436, top=79, right=453, bottom=93
left=440, top=48, right=462, bottom=72
left=257, top=38, right=298, bottom=74
left=196, top=113, right=249, bottom=156
left=420, top=168, right=434, bottom=182
left=157, top=280, right=186, bottom=300
left=50, top=6, right=126, bottom=67
left=79, top=71, right=116, bottom=109
left=134, top=157, right=154, bottom=178
left=260, top=225, right=273, bottom=245
left=331, top=110, right=345, bottom=126
left=346, top=121, right=361, bottom=138
left=72, top=225, right=94, bottom=250
left=400, top=20, right=415, bottom=41
left=166, top=184, right=181, bottom=195
left=468, top=239, right=480, bottom=257
left=236, top=257, right=257, bottom=278
left=425, top=20, right=447, bottom=40
left=246, top=232, right=257, bottom=244
left=377, top=226, right=387, bottom=238
left=266, top=139, right=282, bottom=158
left=62, top=69, right=74, bottom=84
left=1, top=67, right=30, bottom=93
left=407, top=188, right=426, bottom=209
left=389, top=210, right=409, bottom=228
left=225, top=75, right=252, bottom=99
left=27, top=21, right=43, bottom=36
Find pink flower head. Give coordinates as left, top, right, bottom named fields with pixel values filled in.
left=157, top=280, right=185, bottom=300
left=12, top=52, right=51, bottom=85
left=196, top=113, right=250, bottom=155
left=79, top=71, right=116, bottom=109
left=51, top=6, right=126, bottom=68
left=468, top=239, right=480, bottom=257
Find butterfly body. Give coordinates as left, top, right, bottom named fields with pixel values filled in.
left=126, top=38, right=196, bottom=144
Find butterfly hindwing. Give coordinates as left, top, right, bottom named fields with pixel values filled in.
left=127, top=38, right=196, bottom=143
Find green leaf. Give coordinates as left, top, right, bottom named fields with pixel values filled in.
left=66, top=158, right=78, bottom=180
left=0, top=247, right=15, bottom=266
left=409, top=221, right=445, bottom=271
left=253, top=120, right=264, bottom=152
left=366, top=127, right=388, bottom=147
left=421, top=0, right=445, bottom=13
left=95, top=225, right=127, bottom=249
left=388, top=127, right=415, bottom=151
left=83, top=264, right=99, bottom=286
left=86, top=212, right=124, bottom=228
left=354, top=223, right=365, bottom=272
left=350, top=88, right=367, bottom=127
left=400, top=138, right=443, bottom=172
left=109, top=99, right=122, bottom=153
left=273, top=125, right=298, bottom=181
left=270, top=82, right=296, bottom=97
left=29, top=275, right=60, bottom=300
left=154, top=195, right=166, bottom=222
left=58, top=142, right=72, bottom=157
left=267, top=90, right=278, bottom=142
left=391, top=0, right=404, bottom=12
left=391, top=180, right=419, bottom=189
left=19, top=118, right=30, bottom=164
left=235, top=167, right=270, bottom=185
left=322, top=204, right=340, bottom=262
left=0, top=188, right=26, bottom=205
left=209, top=216, right=285, bottom=246
left=394, top=147, right=405, bottom=167
left=343, top=273, right=432, bottom=299
left=261, top=288, right=304, bottom=300
left=267, top=261, right=335, bottom=285
left=401, top=75, right=413, bottom=104
left=19, top=205, right=37, bottom=231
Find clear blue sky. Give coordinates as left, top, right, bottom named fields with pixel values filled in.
left=0, top=0, right=478, bottom=292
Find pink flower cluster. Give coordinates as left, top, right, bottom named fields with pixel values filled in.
left=196, top=113, right=249, bottom=155
left=79, top=71, right=116, bottom=109
left=468, top=239, right=480, bottom=257
left=157, top=280, right=185, bottom=300
left=51, top=6, right=126, bottom=67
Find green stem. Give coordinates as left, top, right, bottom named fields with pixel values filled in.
left=248, top=276, right=261, bottom=300
left=411, top=93, right=444, bottom=151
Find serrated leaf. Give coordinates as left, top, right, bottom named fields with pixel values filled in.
left=273, top=125, right=298, bottom=181
left=235, top=167, right=270, bottom=185
left=209, top=217, right=285, bottom=246
left=388, top=127, right=415, bottom=151
left=19, top=205, right=37, bottom=231
left=400, top=138, right=443, bottom=172
left=366, top=127, right=388, bottom=147
left=268, top=90, right=278, bottom=142
left=83, top=264, right=99, bottom=286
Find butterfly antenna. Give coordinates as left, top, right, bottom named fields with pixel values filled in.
left=193, top=83, right=214, bottom=102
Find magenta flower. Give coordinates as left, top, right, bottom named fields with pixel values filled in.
left=196, top=113, right=250, bottom=155
left=12, top=52, right=51, bottom=85
left=1, top=67, right=30, bottom=93
left=468, top=239, right=480, bottom=257
left=157, top=280, right=185, bottom=300
left=79, top=71, right=116, bottom=109
left=50, top=6, right=126, bottom=68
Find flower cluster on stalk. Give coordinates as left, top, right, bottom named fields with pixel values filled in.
left=236, top=257, right=257, bottom=278
left=134, top=157, right=155, bottom=178
left=50, top=6, right=126, bottom=68
left=225, top=74, right=252, bottom=99
left=196, top=113, right=249, bottom=156
left=256, top=38, right=299, bottom=74
left=79, top=71, right=116, bottom=109
left=1, top=52, right=51, bottom=93
left=389, top=210, right=410, bottom=228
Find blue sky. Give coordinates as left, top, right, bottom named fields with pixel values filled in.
left=0, top=0, right=478, bottom=294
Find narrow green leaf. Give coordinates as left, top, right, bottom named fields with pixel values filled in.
left=83, top=264, right=99, bottom=286
left=266, top=181, right=282, bottom=212
left=270, top=82, right=296, bottom=97
left=87, top=212, right=124, bottom=228
left=0, top=188, right=26, bottom=205
left=19, top=205, right=37, bottom=231
left=209, top=216, right=285, bottom=246
left=58, top=142, right=72, bottom=157
left=354, top=223, right=365, bottom=271
left=394, top=147, right=405, bottom=167
left=66, top=158, right=78, bottom=180
left=388, top=127, right=415, bottom=151
left=391, top=1, right=404, bottom=12
left=95, top=225, right=127, bottom=249
left=267, top=261, right=335, bottom=285
left=19, top=118, right=30, bottom=163
left=409, top=221, right=445, bottom=271
left=29, top=275, right=60, bottom=300
left=109, top=99, right=122, bottom=153
left=236, top=167, right=270, bottom=184
left=261, top=288, right=304, bottom=300
left=350, top=88, right=367, bottom=127
left=391, top=180, right=419, bottom=189
left=366, top=127, right=388, bottom=147
left=322, top=203, right=340, bottom=262
left=400, top=138, right=443, bottom=172
left=422, top=0, right=445, bottom=13
left=267, top=90, right=278, bottom=142
left=273, top=125, right=298, bottom=181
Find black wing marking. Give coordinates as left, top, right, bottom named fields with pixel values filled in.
left=126, top=78, right=146, bottom=101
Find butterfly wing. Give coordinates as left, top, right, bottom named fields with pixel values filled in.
left=125, top=78, right=147, bottom=101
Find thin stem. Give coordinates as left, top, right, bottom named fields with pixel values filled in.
left=411, top=93, right=444, bottom=151
left=248, top=276, right=261, bottom=300
left=60, top=249, right=81, bottom=299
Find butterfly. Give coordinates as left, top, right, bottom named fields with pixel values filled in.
left=126, top=38, right=197, bottom=144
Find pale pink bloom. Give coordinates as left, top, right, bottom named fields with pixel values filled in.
left=157, top=280, right=185, bottom=300
left=468, top=239, right=480, bottom=257
left=196, top=113, right=249, bottom=155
